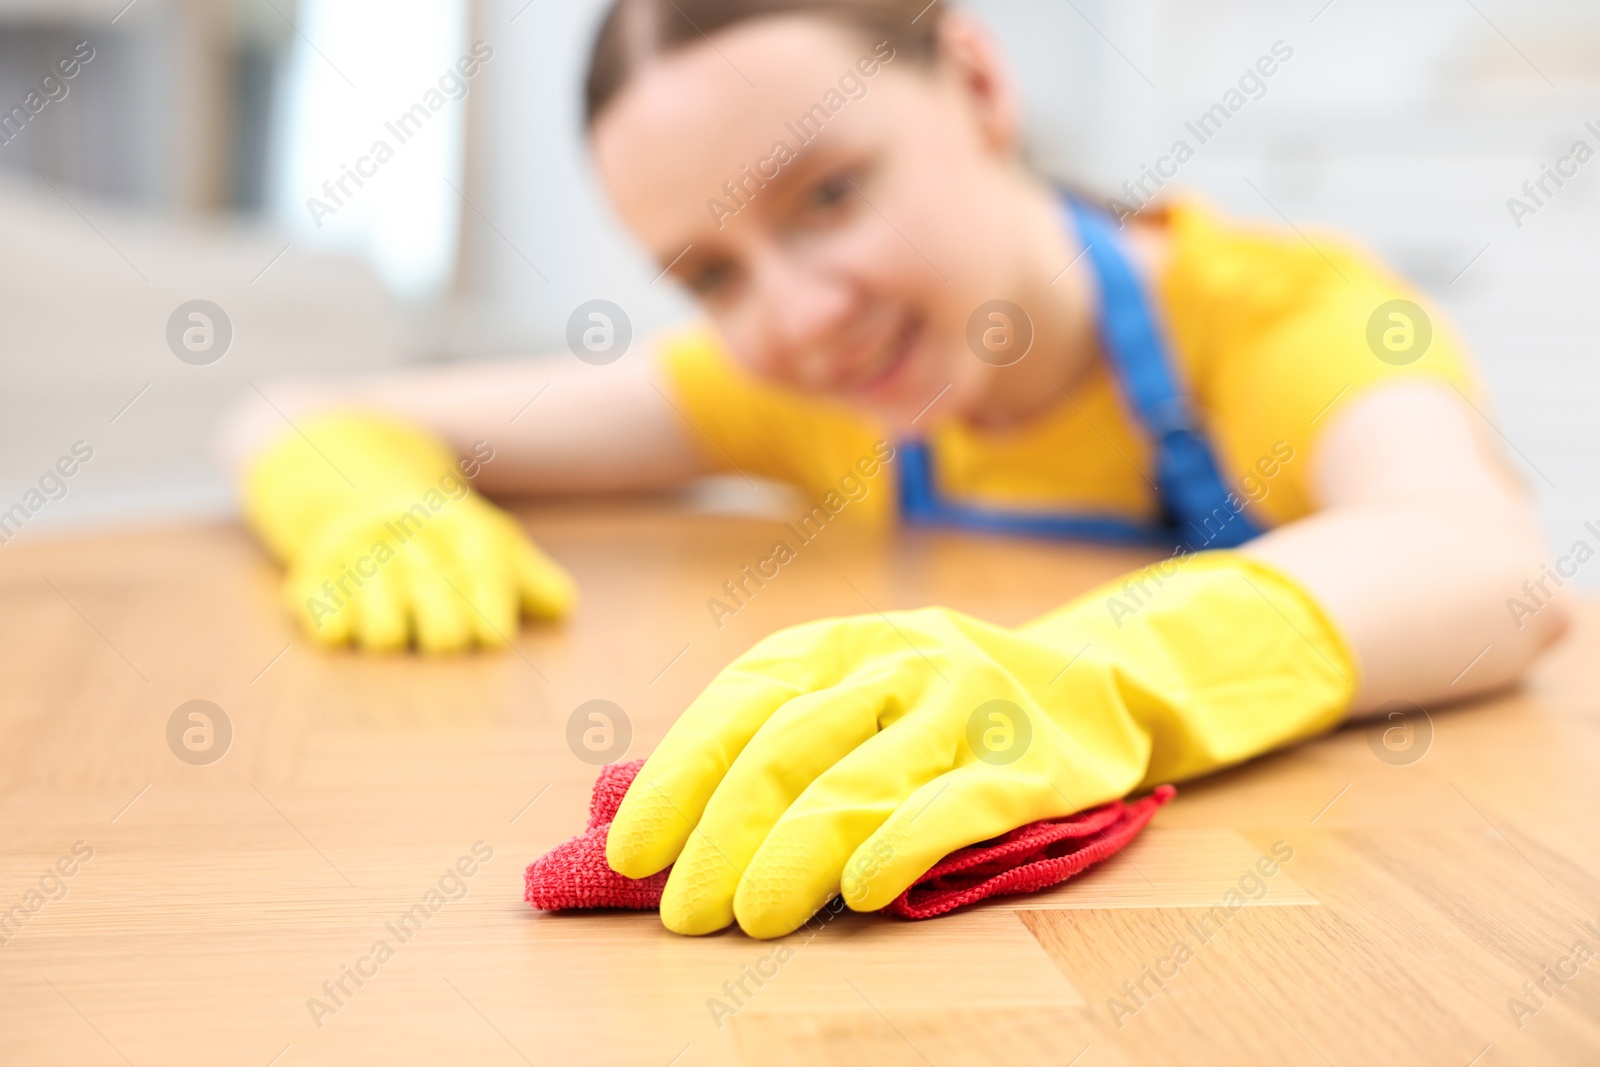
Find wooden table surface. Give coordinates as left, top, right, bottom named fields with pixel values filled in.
left=3, top=501, right=1598, bottom=1066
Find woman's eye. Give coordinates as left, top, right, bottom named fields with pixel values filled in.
left=688, top=261, right=734, bottom=297
left=807, top=173, right=854, bottom=212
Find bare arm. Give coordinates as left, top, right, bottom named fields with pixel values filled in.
left=1243, top=380, right=1569, bottom=718
left=221, top=349, right=711, bottom=496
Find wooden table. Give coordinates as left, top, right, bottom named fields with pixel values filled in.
left=3, top=502, right=1598, bottom=1066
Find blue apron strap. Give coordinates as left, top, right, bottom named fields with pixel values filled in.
left=1066, top=198, right=1260, bottom=550
left=893, top=196, right=1261, bottom=551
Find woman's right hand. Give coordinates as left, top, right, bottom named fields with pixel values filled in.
left=243, top=413, right=575, bottom=653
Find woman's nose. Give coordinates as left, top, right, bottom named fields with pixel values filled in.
left=749, top=249, right=857, bottom=385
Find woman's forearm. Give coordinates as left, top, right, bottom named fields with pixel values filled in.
left=1241, top=381, right=1568, bottom=717
left=220, top=353, right=710, bottom=496
left=1244, top=501, right=1566, bottom=716
left=356, top=356, right=709, bottom=496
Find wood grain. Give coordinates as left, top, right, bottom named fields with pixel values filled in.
left=1, top=502, right=1596, bottom=1065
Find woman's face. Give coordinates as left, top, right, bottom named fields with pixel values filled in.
left=592, top=15, right=1040, bottom=431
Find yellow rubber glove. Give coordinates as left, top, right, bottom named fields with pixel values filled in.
left=607, top=552, right=1354, bottom=938
left=242, top=413, right=575, bottom=653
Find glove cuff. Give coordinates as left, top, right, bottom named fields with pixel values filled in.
left=1022, top=551, right=1358, bottom=787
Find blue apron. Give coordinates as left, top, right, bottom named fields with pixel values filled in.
left=896, top=195, right=1261, bottom=552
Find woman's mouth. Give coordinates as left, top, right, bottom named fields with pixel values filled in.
left=846, top=314, right=923, bottom=399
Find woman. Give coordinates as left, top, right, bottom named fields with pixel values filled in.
left=234, top=0, right=1565, bottom=939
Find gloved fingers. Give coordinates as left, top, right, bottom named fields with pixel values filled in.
left=658, top=679, right=908, bottom=936
left=606, top=668, right=809, bottom=881
left=609, top=616, right=913, bottom=885
left=843, top=755, right=1130, bottom=914
left=463, top=571, right=517, bottom=648
left=836, top=765, right=1044, bottom=914
left=725, top=692, right=957, bottom=939
left=447, top=522, right=518, bottom=647
left=506, top=523, right=577, bottom=620
left=402, top=550, right=474, bottom=654
left=351, top=567, right=409, bottom=652
left=285, top=563, right=356, bottom=647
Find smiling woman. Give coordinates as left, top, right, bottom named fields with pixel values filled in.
left=232, top=0, right=1567, bottom=942
left=586, top=0, right=1074, bottom=427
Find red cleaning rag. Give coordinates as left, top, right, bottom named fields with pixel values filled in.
left=525, top=759, right=1174, bottom=922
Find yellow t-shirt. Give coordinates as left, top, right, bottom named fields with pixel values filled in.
left=656, top=197, right=1478, bottom=531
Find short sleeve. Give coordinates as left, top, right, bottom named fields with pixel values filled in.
left=655, top=325, right=895, bottom=520
left=1162, top=202, right=1482, bottom=527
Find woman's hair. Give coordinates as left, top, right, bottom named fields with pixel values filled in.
left=584, top=0, right=942, bottom=127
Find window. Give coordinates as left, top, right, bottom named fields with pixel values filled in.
left=269, top=0, right=469, bottom=298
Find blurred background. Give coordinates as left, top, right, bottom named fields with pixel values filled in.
left=1, top=0, right=1596, bottom=582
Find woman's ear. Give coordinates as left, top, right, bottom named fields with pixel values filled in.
left=932, top=11, right=1022, bottom=157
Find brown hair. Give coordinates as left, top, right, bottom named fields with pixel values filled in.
left=584, top=0, right=943, bottom=127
